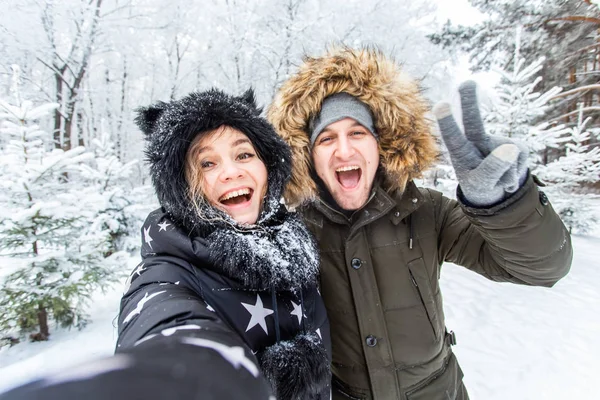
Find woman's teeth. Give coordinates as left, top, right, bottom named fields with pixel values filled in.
left=220, top=188, right=251, bottom=201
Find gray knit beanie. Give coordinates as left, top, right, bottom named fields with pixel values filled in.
left=309, top=93, right=377, bottom=146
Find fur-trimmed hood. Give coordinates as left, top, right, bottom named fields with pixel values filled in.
left=267, top=46, right=438, bottom=207
left=136, top=88, right=292, bottom=234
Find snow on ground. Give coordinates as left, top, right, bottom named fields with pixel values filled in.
left=443, top=233, right=600, bottom=399
left=1, top=232, right=599, bottom=398
left=0, top=258, right=133, bottom=392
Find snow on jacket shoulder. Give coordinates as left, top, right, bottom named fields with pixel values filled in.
left=116, top=209, right=331, bottom=400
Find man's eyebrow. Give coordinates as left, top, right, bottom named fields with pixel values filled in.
left=320, top=121, right=364, bottom=134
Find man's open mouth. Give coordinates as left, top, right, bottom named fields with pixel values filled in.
left=219, top=188, right=253, bottom=206
left=336, top=165, right=361, bottom=189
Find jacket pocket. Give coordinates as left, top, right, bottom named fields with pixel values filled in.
left=332, top=376, right=367, bottom=400
left=407, top=258, right=439, bottom=339
left=405, top=352, right=464, bottom=400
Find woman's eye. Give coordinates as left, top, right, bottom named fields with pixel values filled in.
left=237, top=152, right=255, bottom=161
left=200, top=160, right=214, bottom=169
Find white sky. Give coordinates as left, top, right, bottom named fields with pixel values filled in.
left=433, top=0, right=486, bottom=25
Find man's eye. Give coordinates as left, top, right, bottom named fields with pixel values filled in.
left=237, top=152, right=255, bottom=161
left=319, top=136, right=332, bottom=144
left=351, top=131, right=366, bottom=136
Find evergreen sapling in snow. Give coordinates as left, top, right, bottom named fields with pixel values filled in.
left=0, top=68, right=120, bottom=344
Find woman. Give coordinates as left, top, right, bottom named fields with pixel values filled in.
left=116, top=88, right=331, bottom=399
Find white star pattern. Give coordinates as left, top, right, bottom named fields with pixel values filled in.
left=180, top=337, right=259, bottom=377
left=157, top=221, right=171, bottom=232
left=143, top=226, right=153, bottom=250
left=290, top=301, right=305, bottom=325
left=123, top=290, right=166, bottom=324
left=123, top=263, right=146, bottom=294
left=161, top=324, right=201, bottom=336
left=316, top=328, right=322, bottom=340
left=241, top=294, right=274, bottom=335
left=132, top=263, right=147, bottom=277
left=133, top=333, right=158, bottom=347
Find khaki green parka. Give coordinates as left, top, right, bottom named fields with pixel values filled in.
left=267, top=47, right=573, bottom=400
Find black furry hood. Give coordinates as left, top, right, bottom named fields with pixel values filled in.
left=136, top=88, right=292, bottom=234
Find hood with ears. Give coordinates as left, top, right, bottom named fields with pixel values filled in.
left=136, top=88, right=292, bottom=234
left=267, top=46, right=438, bottom=207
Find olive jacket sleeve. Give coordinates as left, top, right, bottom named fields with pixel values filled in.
left=434, top=174, right=572, bottom=287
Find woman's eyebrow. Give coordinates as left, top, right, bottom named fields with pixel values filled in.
left=231, top=138, right=251, bottom=147
left=197, top=145, right=212, bottom=154
left=197, top=138, right=251, bottom=154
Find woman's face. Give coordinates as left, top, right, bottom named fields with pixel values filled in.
left=191, top=127, right=268, bottom=225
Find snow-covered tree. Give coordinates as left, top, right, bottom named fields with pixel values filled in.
left=430, top=0, right=600, bottom=130
left=535, top=107, right=600, bottom=233
left=80, top=131, right=156, bottom=255
left=483, top=34, right=569, bottom=165
left=484, top=48, right=599, bottom=234
left=0, top=68, right=120, bottom=343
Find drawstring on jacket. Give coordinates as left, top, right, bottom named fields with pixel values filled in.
left=270, top=287, right=307, bottom=343
left=408, top=214, right=414, bottom=250
left=271, top=288, right=281, bottom=342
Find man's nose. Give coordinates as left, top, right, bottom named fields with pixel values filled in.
left=334, top=136, right=356, bottom=159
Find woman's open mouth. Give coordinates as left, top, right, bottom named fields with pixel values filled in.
left=219, top=188, right=254, bottom=207
left=336, top=166, right=361, bottom=189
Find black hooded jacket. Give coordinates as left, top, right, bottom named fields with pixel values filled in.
left=115, top=89, right=331, bottom=400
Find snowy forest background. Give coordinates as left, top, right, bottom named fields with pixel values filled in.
left=1, top=0, right=599, bottom=397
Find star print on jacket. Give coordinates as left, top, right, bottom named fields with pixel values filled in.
left=180, top=337, right=260, bottom=377
left=241, top=294, right=274, bottom=334
left=290, top=300, right=306, bottom=325
left=157, top=221, right=171, bottom=231
left=143, top=226, right=153, bottom=250
left=122, top=263, right=146, bottom=295
left=117, top=209, right=332, bottom=399
left=123, top=290, right=166, bottom=324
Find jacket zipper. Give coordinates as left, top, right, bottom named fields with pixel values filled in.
left=408, top=268, right=437, bottom=338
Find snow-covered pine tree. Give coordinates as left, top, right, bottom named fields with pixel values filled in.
left=0, top=67, right=119, bottom=344
left=484, top=41, right=599, bottom=234
left=429, top=0, right=600, bottom=130
left=535, top=106, right=600, bottom=233
left=79, top=131, right=142, bottom=255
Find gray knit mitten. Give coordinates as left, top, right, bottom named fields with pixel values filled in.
left=433, top=81, right=528, bottom=207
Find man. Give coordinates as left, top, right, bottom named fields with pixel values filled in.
left=267, top=47, right=572, bottom=399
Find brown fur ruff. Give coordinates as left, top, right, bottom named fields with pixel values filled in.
left=267, top=46, right=438, bottom=207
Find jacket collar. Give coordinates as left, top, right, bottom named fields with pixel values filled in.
left=310, top=180, right=424, bottom=231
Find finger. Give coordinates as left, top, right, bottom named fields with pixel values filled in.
left=434, top=102, right=481, bottom=169
left=433, top=102, right=470, bottom=153
left=471, top=144, right=519, bottom=185
left=458, top=81, right=487, bottom=146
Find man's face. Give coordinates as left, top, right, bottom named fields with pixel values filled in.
left=311, top=118, right=379, bottom=210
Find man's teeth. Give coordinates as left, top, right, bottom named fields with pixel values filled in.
left=336, top=166, right=360, bottom=172
left=220, top=188, right=250, bottom=201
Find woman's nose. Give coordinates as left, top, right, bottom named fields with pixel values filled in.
left=219, top=160, right=245, bottom=181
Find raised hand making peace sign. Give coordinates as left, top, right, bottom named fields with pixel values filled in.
left=433, top=81, right=529, bottom=207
